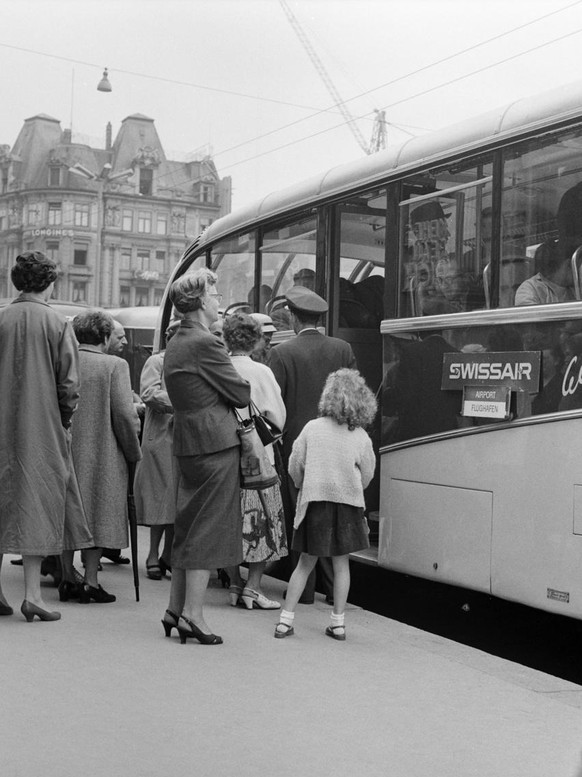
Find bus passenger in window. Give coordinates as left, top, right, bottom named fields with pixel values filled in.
left=514, top=240, right=575, bottom=306
left=557, top=181, right=582, bottom=257
left=421, top=256, right=482, bottom=314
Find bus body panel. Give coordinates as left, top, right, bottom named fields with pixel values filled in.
left=379, top=417, right=582, bottom=618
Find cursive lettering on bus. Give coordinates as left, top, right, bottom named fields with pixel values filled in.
left=562, top=355, right=582, bottom=397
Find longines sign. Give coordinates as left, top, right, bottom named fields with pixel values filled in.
left=30, top=228, right=74, bottom=237
left=441, top=351, right=541, bottom=391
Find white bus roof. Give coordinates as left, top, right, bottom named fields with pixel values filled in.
left=194, top=79, right=582, bottom=252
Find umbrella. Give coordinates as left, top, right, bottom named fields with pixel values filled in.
left=127, top=461, right=140, bottom=602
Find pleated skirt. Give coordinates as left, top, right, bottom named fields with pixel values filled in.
left=291, top=501, right=370, bottom=557
left=172, top=446, right=243, bottom=569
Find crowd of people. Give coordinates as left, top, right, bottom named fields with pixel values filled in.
left=0, top=252, right=377, bottom=644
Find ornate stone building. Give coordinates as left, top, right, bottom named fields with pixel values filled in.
left=0, top=113, right=231, bottom=306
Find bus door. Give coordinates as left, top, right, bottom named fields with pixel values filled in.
left=332, top=188, right=388, bottom=523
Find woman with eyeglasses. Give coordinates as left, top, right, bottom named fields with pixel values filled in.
left=161, top=268, right=250, bottom=645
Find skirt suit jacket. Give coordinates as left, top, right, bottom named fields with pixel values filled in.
left=164, top=320, right=251, bottom=569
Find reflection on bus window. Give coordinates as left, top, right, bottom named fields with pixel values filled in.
left=338, top=188, right=386, bottom=328
left=399, top=162, right=492, bottom=316
left=501, top=125, right=582, bottom=306
left=382, top=316, right=582, bottom=446
left=261, top=213, right=317, bottom=330
left=210, top=232, right=255, bottom=314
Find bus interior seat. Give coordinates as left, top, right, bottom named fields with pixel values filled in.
left=499, top=255, right=533, bottom=307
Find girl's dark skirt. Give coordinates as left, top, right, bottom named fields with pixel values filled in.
left=291, top=501, right=370, bottom=557
left=172, top=446, right=243, bottom=569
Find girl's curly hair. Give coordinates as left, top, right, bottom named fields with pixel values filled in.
left=11, top=251, right=58, bottom=293
left=318, top=368, right=377, bottom=430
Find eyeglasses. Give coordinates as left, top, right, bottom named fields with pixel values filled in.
left=208, top=293, right=223, bottom=303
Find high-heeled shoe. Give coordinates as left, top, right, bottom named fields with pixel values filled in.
left=21, top=600, right=61, bottom=622
left=161, top=609, right=180, bottom=637
left=241, top=587, right=280, bottom=610
left=159, top=557, right=172, bottom=577
left=79, top=584, right=116, bottom=604
left=217, top=568, right=230, bottom=588
left=58, top=580, right=81, bottom=602
left=228, top=584, right=244, bottom=607
left=176, top=616, right=223, bottom=645
left=0, top=599, right=13, bottom=616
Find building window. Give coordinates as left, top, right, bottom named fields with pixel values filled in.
left=120, top=249, right=131, bottom=270
left=0, top=215, right=5, bottom=231
left=137, top=211, right=151, bottom=233
left=139, top=168, right=153, bottom=196
left=48, top=203, right=62, bottom=226
left=155, top=250, right=166, bottom=271
left=201, top=184, right=214, bottom=203
left=74, top=246, right=88, bottom=266
left=135, top=286, right=149, bottom=306
left=46, top=241, right=59, bottom=262
left=26, top=205, right=39, bottom=226
left=156, top=213, right=167, bottom=235
left=137, top=250, right=150, bottom=270
left=72, top=281, right=87, bottom=302
left=49, top=167, right=61, bottom=187
left=122, top=210, right=133, bottom=231
left=74, top=204, right=90, bottom=227
left=120, top=286, right=130, bottom=306
left=154, top=287, right=164, bottom=305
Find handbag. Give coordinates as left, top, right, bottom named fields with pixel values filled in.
left=235, top=409, right=280, bottom=490
left=249, top=400, right=282, bottom=446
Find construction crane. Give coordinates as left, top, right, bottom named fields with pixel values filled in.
left=280, top=0, right=387, bottom=155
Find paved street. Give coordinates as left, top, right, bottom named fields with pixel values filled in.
left=1, top=527, right=582, bottom=777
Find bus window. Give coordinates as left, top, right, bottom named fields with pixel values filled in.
left=399, top=161, right=492, bottom=317
left=502, top=125, right=582, bottom=307
left=261, top=212, right=317, bottom=330
left=210, top=232, right=255, bottom=315
left=338, top=188, right=386, bottom=329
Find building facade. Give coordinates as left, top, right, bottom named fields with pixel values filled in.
left=0, top=113, right=231, bottom=306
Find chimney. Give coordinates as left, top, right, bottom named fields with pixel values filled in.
left=105, top=122, right=112, bottom=150
left=62, top=128, right=72, bottom=144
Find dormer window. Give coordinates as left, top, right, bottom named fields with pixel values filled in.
left=49, top=166, right=61, bottom=187
left=139, top=167, right=153, bottom=196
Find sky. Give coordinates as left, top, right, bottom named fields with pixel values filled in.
left=2, top=0, right=582, bottom=211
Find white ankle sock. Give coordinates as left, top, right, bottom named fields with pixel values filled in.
left=280, top=609, right=295, bottom=626
left=330, top=612, right=344, bottom=628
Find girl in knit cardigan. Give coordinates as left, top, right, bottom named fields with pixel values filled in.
left=274, top=369, right=377, bottom=641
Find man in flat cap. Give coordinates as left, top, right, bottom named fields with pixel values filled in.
left=269, top=285, right=357, bottom=604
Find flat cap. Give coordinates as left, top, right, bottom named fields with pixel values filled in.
left=285, top=285, right=328, bottom=314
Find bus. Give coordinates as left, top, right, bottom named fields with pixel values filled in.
left=107, top=305, right=161, bottom=392
left=155, top=78, right=582, bottom=620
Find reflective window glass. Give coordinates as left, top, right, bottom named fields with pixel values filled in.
left=261, top=212, right=317, bottom=330
left=501, top=126, right=582, bottom=307
left=382, top=316, right=582, bottom=447
left=210, top=232, right=255, bottom=316
left=399, top=161, right=492, bottom=317
left=338, top=189, right=386, bottom=329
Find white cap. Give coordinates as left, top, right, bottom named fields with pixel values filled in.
left=250, top=312, right=276, bottom=333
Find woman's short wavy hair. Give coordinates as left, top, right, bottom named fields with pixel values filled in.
left=72, top=310, right=114, bottom=345
left=318, top=368, right=377, bottom=430
left=170, top=268, right=217, bottom=313
left=11, top=251, right=58, bottom=293
left=223, top=312, right=262, bottom=354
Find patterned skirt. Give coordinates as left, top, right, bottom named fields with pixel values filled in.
left=241, top=483, right=288, bottom=564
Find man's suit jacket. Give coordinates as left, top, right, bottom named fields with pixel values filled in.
left=269, top=329, right=357, bottom=461
left=164, top=319, right=250, bottom=456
